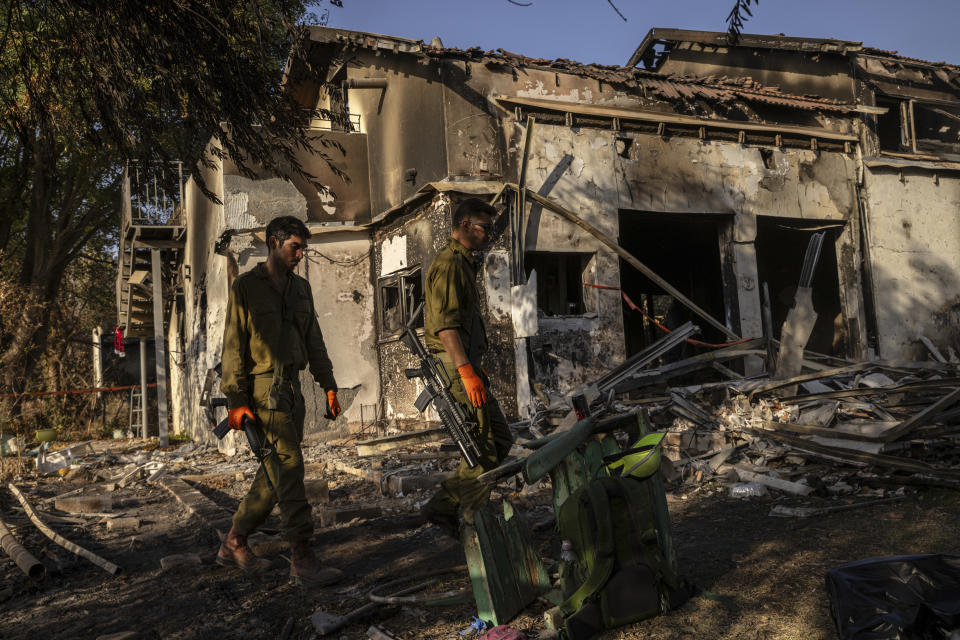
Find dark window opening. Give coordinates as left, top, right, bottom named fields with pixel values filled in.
left=525, top=252, right=589, bottom=316
left=755, top=219, right=844, bottom=357
left=914, top=103, right=960, bottom=159
left=876, top=96, right=907, bottom=152
left=616, top=212, right=727, bottom=360
left=379, top=278, right=401, bottom=335
left=759, top=147, right=776, bottom=169
left=378, top=266, right=422, bottom=338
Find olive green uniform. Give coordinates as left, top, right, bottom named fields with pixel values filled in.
left=221, top=263, right=337, bottom=542
left=423, top=238, right=513, bottom=520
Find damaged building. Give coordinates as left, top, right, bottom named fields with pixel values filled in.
left=114, top=27, right=960, bottom=444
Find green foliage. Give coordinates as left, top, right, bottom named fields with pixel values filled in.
left=0, top=1, right=331, bottom=199
left=0, top=1, right=333, bottom=410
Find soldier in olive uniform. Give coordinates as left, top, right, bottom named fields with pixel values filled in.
left=421, top=198, right=513, bottom=535
left=217, top=215, right=343, bottom=586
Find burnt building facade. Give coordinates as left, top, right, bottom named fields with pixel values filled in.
left=132, top=27, right=960, bottom=443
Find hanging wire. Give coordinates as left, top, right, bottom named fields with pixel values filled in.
left=303, top=247, right=371, bottom=267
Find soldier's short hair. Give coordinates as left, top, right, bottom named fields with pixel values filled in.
left=452, top=198, right=497, bottom=228
left=266, top=216, right=310, bottom=251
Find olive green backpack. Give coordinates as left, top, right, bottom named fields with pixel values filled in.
left=555, top=474, right=691, bottom=640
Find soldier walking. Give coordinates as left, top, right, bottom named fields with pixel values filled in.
left=217, top=215, right=344, bottom=586
left=420, top=198, right=514, bottom=535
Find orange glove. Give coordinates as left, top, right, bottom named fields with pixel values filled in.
left=228, top=406, right=255, bottom=431
left=457, top=363, right=487, bottom=408
left=326, top=390, right=342, bottom=418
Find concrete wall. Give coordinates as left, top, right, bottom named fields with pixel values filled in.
left=862, top=168, right=960, bottom=358
left=170, top=139, right=227, bottom=446
left=344, top=52, right=448, bottom=215
left=519, top=123, right=628, bottom=395
left=373, top=193, right=520, bottom=423
left=299, top=229, right=378, bottom=433
left=221, top=130, right=369, bottom=224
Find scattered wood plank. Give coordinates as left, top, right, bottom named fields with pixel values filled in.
left=55, top=494, right=113, bottom=514
left=778, top=378, right=960, bottom=404
left=8, top=483, right=121, bottom=576
left=319, top=505, right=383, bottom=527
left=880, top=387, right=960, bottom=443
left=745, top=361, right=959, bottom=398
left=753, top=429, right=960, bottom=481
left=757, top=420, right=886, bottom=443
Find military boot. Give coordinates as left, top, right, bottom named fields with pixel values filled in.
left=289, top=540, right=343, bottom=586
left=216, top=527, right=272, bottom=572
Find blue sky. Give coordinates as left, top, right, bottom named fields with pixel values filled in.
left=316, top=0, right=959, bottom=67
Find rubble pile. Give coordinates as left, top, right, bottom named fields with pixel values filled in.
left=590, top=349, right=960, bottom=513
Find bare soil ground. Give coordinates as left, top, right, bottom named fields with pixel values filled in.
left=1, top=437, right=958, bottom=640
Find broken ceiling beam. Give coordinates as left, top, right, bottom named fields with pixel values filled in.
left=612, top=342, right=765, bottom=394
left=572, top=321, right=699, bottom=414
left=918, top=336, right=948, bottom=363
left=519, top=187, right=739, bottom=341
left=596, top=321, right=700, bottom=393
left=879, top=387, right=960, bottom=443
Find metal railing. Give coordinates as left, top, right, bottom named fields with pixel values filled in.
left=128, top=160, right=185, bottom=226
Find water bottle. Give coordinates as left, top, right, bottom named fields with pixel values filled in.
left=729, top=482, right=768, bottom=498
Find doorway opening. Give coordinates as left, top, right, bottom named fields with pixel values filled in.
left=755, top=218, right=844, bottom=356
left=617, top=211, right=727, bottom=359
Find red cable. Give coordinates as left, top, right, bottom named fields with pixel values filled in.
left=582, top=282, right=754, bottom=348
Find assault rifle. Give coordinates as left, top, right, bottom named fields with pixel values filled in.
left=400, top=302, right=482, bottom=468
left=200, top=367, right=274, bottom=491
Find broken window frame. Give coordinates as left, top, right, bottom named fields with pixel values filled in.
left=876, top=94, right=960, bottom=160
left=524, top=251, right=595, bottom=318
left=377, top=265, right=423, bottom=340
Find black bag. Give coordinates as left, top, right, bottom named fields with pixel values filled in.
left=825, top=554, right=960, bottom=640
